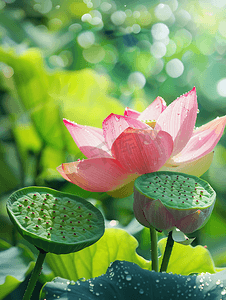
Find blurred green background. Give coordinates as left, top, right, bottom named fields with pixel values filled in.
left=0, top=0, right=226, bottom=295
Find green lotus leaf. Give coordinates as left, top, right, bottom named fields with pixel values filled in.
left=40, top=261, right=226, bottom=300
left=0, top=243, right=35, bottom=300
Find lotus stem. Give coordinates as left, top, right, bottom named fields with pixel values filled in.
left=160, top=231, right=174, bottom=272
left=23, top=248, right=47, bottom=300
left=150, top=226, right=159, bottom=272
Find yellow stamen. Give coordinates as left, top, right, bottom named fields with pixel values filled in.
left=146, top=120, right=156, bottom=128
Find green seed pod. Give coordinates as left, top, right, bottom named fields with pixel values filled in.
left=7, top=187, right=105, bottom=254
left=133, top=171, right=216, bottom=233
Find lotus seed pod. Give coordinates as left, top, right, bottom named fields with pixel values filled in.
left=6, top=187, right=105, bottom=254
left=133, top=171, right=216, bottom=233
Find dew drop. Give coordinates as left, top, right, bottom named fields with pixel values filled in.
left=114, top=115, right=120, bottom=122
left=126, top=275, right=132, bottom=281
left=216, top=279, right=221, bottom=285
left=139, top=289, right=144, bottom=294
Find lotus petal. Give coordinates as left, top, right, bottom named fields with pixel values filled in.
left=155, top=87, right=198, bottom=157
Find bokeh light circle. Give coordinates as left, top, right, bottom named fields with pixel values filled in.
left=151, top=23, right=169, bottom=40
left=155, top=4, right=172, bottom=21
left=100, top=2, right=112, bottom=12
left=175, top=9, right=191, bottom=27
left=217, top=78, right=226, bottom=97
left=132, top=24, right=141, bottom=34
left=83, top=45, right=105, bottom=63
left=218, top=20, right=226, bottom=38
left=111, top=11, right=126, bottom=25
left=77, top=31, right=95, bottom=49
left=128, top=72, right=146, bottom=89
left=166, top=58, right=184, bottom=78
left=151, top=42, right=167, bottom=58
left=81, top=14, right=92, bottom=23
left=69, top=23, right=82, bottom=32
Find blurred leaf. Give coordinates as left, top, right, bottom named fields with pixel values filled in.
left=45, top=228, right=150, bottom=282
left=13, top=121, right=42, bottom=160
left=0, top=239, right=11, bottom=250
left=158, top=237, right=216, bottom=275
left=0, top=243, right=35, bottom=300
left=45, top=228, right=221, bottom=287
left=48, top=68, right=124, bottom=154
left=0, top=11, right=27, bottom=44
left=0, top=48, right=49, bottom=109
left=201, top=209, right=226, bottom=242
left=0, top=48, right=124, bottom=156
left=0, top=144, right=19, bottom=194
left=47, top=0, right=89, bottom=21
left=22, top=22, right=58, bottom=49
left=39, top=145, right=66, bottom=181
left=61, top=182, right=107, bottom=200
left=31, top=98, right=65, bottom=150
left=214, top=249, right=226, bottom=268
left=200, top=207, right=226, bottom=267
left=0, top=48, right=66, bottom=152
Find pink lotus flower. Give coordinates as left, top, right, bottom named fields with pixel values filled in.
left=57, top=87, right=226, bottom=197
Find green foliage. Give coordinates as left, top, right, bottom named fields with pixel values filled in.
left=0, top=0, right=226, bottom=298
left=0, top=243, right=35, bottom=300
left=0, top=47, right=124, bottom=185
left=40, top=262, right=226, bottom=300
left=45, top=228, right=221, bottom=284
left=0, top=228, right=225, bottom=298
left=45, top=228, right=150, bottom=282
left=0, top=144, right=19, bottom=194
left=158, top=238, right=216, bottom=275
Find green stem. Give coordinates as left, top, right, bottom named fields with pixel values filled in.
left=12, top=227, right=17, bottom=246
left=150, top=226, right=159, bottom=272
left=160, top=231, right=174, bottom=272
left=23, top=248, right=47, bottom=300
